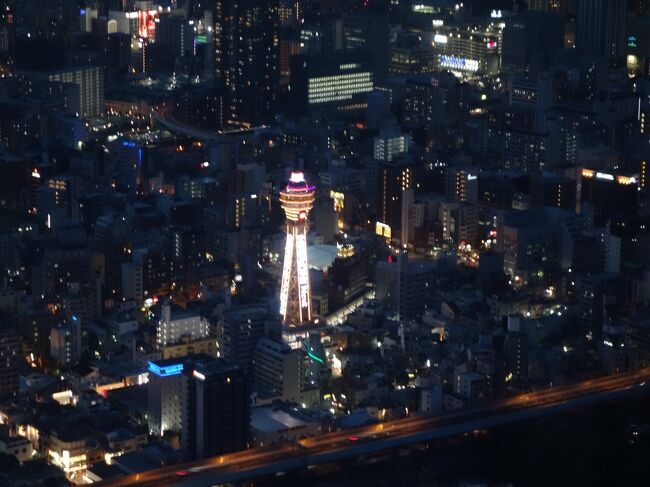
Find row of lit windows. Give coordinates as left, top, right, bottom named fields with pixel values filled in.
left=309, top=87, right=373, bottom=104
left=308, top=72, right=372, bottom=85
left=308, top=80, right=373, bottom=94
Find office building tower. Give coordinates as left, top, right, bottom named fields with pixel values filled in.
left=629, top=0, right=650, bottom=15
left=601, top=322, right=627, bottom=373
left=576, top=273, right=621, bottom=341
left=444, top=166, right=479, bottom=204
left=403, top=72, right=461, bottom=129
left=431, top=27, right=500, bottom=76
left=133, top=246, right=174, bottom=298
left=576, top=0, right=627, bottom=60
left=181, top=356, right=249, bottom=460
left=608, top=214, right=650, bottom=269
left=290, top=50, right=374, bottom=114
left=389, top=31, right=437, bottom=75
left=479, top=251, right=506, bottom=295
left=155, top=14, right=195, bottom=60
left=580, top=169, right=639, bottom=227
left=627, top=16, right=650, bottom=76
left=327, top=242, right=367, bottom=309
left=215, top=0, right=280, bottom=127
left=253, top=337, right=307, bottom=403
left=0, top=327, right=20, bottom=400
left=627, top=320, right=650, bottom=368
left=501, top=12, right=564, bottom=74
left=279, top=172, right=315, bottom=327
left=530, top=174, right=577, bottom=211
left=215, top=303, right=270, bottom=369
left=498, top=209, right=562, bottom=279
left=373, top=126, right=411, bottom=161
left=505, top=325, right=529, bottom=383
left=46, top=66, right=104, bottom=118
left=401, top=189, right=415, bottom=249
left=147, top=359, right=184, bottom=436
left=340, top=13, right=390, bottom=79
left=528, top=0, right=569, bottom=13
left=50, top=316, right=82, bottom=367
left=439, top=202, right=479, bottom=248
left=374, top=159, right=418, bottom=242
left=504, top=130, right=555, bottom=174
left=375, top=251, right=434, bottom=320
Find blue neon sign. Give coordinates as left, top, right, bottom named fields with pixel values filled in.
left=148, top=361, right=184, bottom=377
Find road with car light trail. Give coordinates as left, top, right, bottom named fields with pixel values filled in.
left=98, top=368, right=650, bottom=487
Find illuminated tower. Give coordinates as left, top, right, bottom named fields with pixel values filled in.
left=279, top=172, right=315, bottom=326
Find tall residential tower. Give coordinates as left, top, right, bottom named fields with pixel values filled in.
left=279, top=172, right=315, bottom=326
left=215, top=0, right=279, bottom=127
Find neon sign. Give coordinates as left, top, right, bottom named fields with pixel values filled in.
left=148, top=361, right=183, bottom=377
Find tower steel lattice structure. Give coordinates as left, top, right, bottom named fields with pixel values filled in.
left=279, top=172, right=315, bottom=326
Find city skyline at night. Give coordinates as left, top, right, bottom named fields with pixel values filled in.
left=0, top=0, right=650, bottom=485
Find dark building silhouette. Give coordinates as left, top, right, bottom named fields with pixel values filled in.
left=215, top=0, right=280, bottom=127
left=181, top=356, right=249, bottom=460
left=576, top=0, right=627, bottom=60
left=0, top=327, right=20, bottom=401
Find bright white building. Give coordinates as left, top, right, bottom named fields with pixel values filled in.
left=156, top=303, right=210, bottom=347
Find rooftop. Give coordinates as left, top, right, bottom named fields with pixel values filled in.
left=251, top=405, right=315, bottom=433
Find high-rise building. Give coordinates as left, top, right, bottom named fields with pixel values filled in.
left=503, top=130, right=555, bottom=174
left=498, top=208, right=563, bottom=279
left=0, top=327, right=20, bottom=401
left=373, top=126, right=411, bottom=161
left=439, top=202, right=479, bottom=248
left=431, top=26, right=501, bottom=76
left=444, top=166, right=479, bottom=204
left=147, top=359, right=184, bottom=436
left=289, top=50, right=374, bottom=114
left=576, top=0, right=627, bottom=60
left=215, top=303, right=270, bottom=369
left=155, top=14, right=195, bottom=60
left=375, top=251, right=434, bottom=320
left=279, top=172, right=315, bottom=327
left=502, top=13, right=564, bottom=74
left=580, top=168, right=639, bottom=227
left=401, top=188, right=415, bottom=249
left=389, top=31, right=437, bottom=75
left=403, top=72, right=460, bottom=129
left=530, top=174, right=577, bottom=211
left=181, top=356, right=249, bottom=460
left=340, top=13, right=390, bottom=80
left=253, top=337, right=307, bottom=403
left=215, top=0, right=279, bottom=127
left=629, top=0, right=650, bottom=15
left=528, top=0, right=569, bottom=13
left=576, top=273, right=621, bottom=341
left=46, top=66, right=105, bottom=117
left=50, top=316, right=82, bottom=367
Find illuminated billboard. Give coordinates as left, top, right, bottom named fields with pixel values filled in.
left=376, top=221, right=391, bottom=239
left=582, top=168, right=638, bottom=186
left=439, top=55, right=479, bottom=72
left=138, top=10, right=157, bottom=40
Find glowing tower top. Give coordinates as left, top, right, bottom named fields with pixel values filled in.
left=279, top=172, right=316, bottom=326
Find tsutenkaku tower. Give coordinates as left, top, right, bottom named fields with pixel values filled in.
left=279, top=171, right=315, bottom=326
